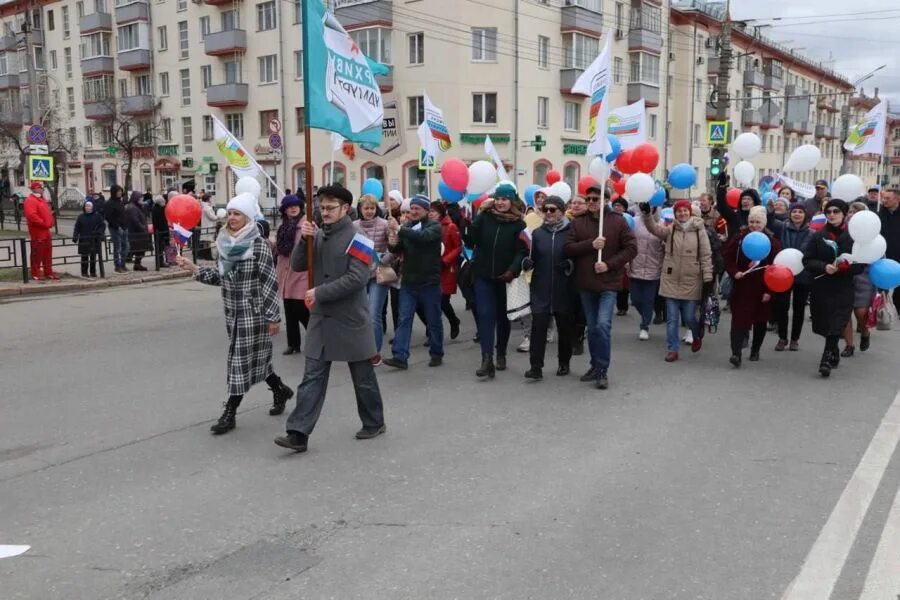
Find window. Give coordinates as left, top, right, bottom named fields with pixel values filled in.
left=161, top=118, right=172, bottom=141
left=98, top=123, right=112, bottom=145
left=537, top=36, right=549, bottom=69
left=84, top=126, right=93, bottom=147
left=159, top=72, right=169, bottom=96
left=62, top=6, right=70, bottom=38
left=569, top=0, right=601, bottom=10
left=34, top=47, right=45, bottom=70
left=0, top=54, right=7, bottom=76
left=564, top=162, right=580, bottom=191
left=649, top=114, right=657, bottom=139
left=695, top=78, right=702, bottom=102
left=182, top=116, right=192, bottom=153
left=180, top=68, right=190, bottom=105
left=408, top=32, right=424, bottom=65
left=204, top=175, right=217, bottom=198
left=200, top=65, right=212, bottom=89
left=350, top=28, right=391, bottom=64
left=407, top=95, right=424, bottom=126
left=136, top=121, right=153, bottom=145
left=118, top=78, right=127, bottom=97
left=76, top=1, right=84, bottom=18
left=294, top=50, right=303, bottom=79
left=405, top=162, right=427, bottom=197
left=293, top=0, right=301, bottom=24
left=363, top=163, right=384, bottom=187
left=563, top=33, right=599, bottom=70
left=614, top=2, right=624, bottom=30
left=203, top=115, right=214, bottom=140
left=199, top=16, right=210, bottom=38
left=259, top=109, right=278, bottom=136
left=135, top=73, right=151, bottom=95
left=47, top=9, right=55, bottom=31
left=295, top=107, right=305, bottom=132
left=224, top=60, right=241, bottom=83
left=256, top=1, right=276, bottom=31
left=631, top=3, right=662, bottom=34
left=178, top=21, right=188, bottom=59
left=537, top=96, right=549, bottom=128
left=83, top=75, right=113, bottom=102
left=258, top=54, right=277, bottom=83
left=533, top=161, right=550, bottom=185
left=473, top=92, right=497, bottom=124
left=326, top=163, right=346, bottom=187
left=153, top=27, right=167, bottom=52
left=226, top=113, right=243, bottom=139
left=81, top=32, right=110, bottom=58
left=49, top=50, right=57, bottom=70
left=564, top=101, right=580, bottom=131
left=629, top=52, right=660, bottom=86
left=102, top=167, right=117, bottom=190
left=471, top=27, right=497, bottom=61
left=117, top=24, right=142, bottom=52
left=67, top=87, right=75, bottom=116
left=613, top=56, right=623, bottom=84
left=693, top=123, right=700, bottom=146
left=221, top=10, right=239, bottom=31
left=176, top=0, right=186, bottom=10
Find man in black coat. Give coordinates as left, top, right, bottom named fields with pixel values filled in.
left=880, top=188, right=900, bottom=309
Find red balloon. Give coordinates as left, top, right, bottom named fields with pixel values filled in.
left=613, top=177, right=627, bottom=196
left=616, top=149, right=637, bottom=175
left=441, top=158, right=469, bottom=192
left=577, top=176, right=599, bottom=197
left=764, top=264, right=794, bottom=293
left=632, top=143, right=660, bottom=173
left=546, top=170, right=561, bottom=185
left=726, top=188, right=742, bottom=209
left=165, top=194, right=202, bottom=229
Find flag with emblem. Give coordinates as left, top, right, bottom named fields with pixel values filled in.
left=572, top=30, right=612, bottom=157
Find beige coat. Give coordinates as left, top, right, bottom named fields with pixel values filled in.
left=642, top=214, right=713, bottom=301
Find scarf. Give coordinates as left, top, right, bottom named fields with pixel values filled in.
left=276, top=217, right=299, bottom=257
left=544, top=216, right=569, bottom=233
left=489, top=201, right=523, bottom=223
left=216, top=220, right=259, bottom=275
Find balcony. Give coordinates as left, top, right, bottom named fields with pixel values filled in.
left=760, top=112, right=781, bottom=130
left=206, top=82, right=248, bottom=107
left=784, top=121, right=812, bottom=135
left=707, top=104, right=730, bottom=121
left=0, top=107, right=25, bottom=127
left=376, top=70, right=392, bottom=93
left=816, top=124, right=838, bottom=139
left=707, top=56, right=722, bottom=76
left=115, top=0, right=149, bottom=23
left=203, top=0, right=232, bottom=5
left=817, top=97, right=838, bottom=112
left=628, top=82, right=659, bottom=107
left=334, top=0, right=392, bottom=28
left=765, top=74, right=783, bottom=91
left=118, top=48, right=152, bottom=71
left=628, top=11, right=662, bottom=52
left=121, top=94, right=155, bottom=115
left=742, top=109, right=762, bottom=127
left=0, top=73, right=19, bottom=90
left=559, top=68, right=583, bottom=94
left=81, top=55, right=114, bottom=76
left=84, top=101, right=115, bottom=120
left=79, top=11, right=112, bottom=32
left=204, top=29, right=247, bottom=56
left=743, top=69, right=765, bottom=88
left=0, top=35, right=15, bottom=51
left=560, top=4, right=603, bottom=36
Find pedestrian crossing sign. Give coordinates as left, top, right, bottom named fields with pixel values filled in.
left=28, top=155, right=54, bottom=181
left=418, top=147, right=437, bottom=171
left=707, top=121, right=729, bottom=145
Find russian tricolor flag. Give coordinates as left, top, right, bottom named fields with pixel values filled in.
left=519, top=229, right=532, bottom=252
left=809, top=214, right=827, bottom=232
left=172, top=223, right=192, bottom=247
left=346, top=232, right=376, bottom=265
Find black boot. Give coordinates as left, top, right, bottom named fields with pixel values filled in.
left=269, top=381, right=294, bottom=416
left=819, top=352, right=832, bottom=378
left=524, top=366, right=543, bottom=380
left=476, top=353, right=495, bottom=379
left=210, top=399, right=239, bottom=434
left=450, top=319, right=460, bottom=340
left=495, top=354, right=507, bottom=371
left=828, top=351, right=840, bottom=369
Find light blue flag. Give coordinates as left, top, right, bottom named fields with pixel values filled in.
left=302, top=1, right=384, bottom=146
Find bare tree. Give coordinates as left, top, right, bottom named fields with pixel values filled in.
left=103, top=96, right=163, bottom=191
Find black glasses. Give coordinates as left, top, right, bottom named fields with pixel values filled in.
left=541, top=207, right=559, bottom=213
left=585, top=196, right=601, bottom=202
left=825, top=208, right=843, bottom=215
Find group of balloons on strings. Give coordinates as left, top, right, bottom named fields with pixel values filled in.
left=163, top=176, right=264, bottom=234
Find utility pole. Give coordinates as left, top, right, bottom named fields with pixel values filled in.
left=709, top=0, right=732, bottom=192
left=23, top=6, right=38, bottom=126
left=839, top=97, right=852, bottom=176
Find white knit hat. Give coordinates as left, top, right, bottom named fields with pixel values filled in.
left=387, top=189, right=403, bottom=205
left=226, top=192, right=259, bottom=219
left=400, top=198, right=411, bottom=212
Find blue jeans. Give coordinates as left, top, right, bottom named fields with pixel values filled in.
left=366, top=279, right=389, bottom=352
left=474, top=277, right=511, bottom=356
left=629, top=278, right=659, bottom=331
left=579, top=291, right=617, bottom=373
left=391, top=283, right=443, bottom=363
left=665, top=298, right=697, bottom=353
left=110, top=227, right=128, bottom=268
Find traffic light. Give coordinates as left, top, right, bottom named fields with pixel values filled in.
left=710, top=148, right=723, bottom=177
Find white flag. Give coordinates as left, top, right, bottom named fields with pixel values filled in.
left=484, top=136, right=510, bottom=182
left=211, top=114, right=263, bottom=179
left=331, top=132, right=345, bottom=153
left=777, top=174, right=816, bottom=199
left=844, top=100, right=887, bottom=156
left=607, top=99, right=647, bottom=150
left=417, top=92, right=452, bottom=161
left=572, top=30, right=612, bottom=156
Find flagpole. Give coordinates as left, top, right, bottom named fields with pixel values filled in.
left=330, top=151, right=335, bottom=184
left=598, top=172, right=606, bottom=263
left=301, top=0, right=314, bottom=280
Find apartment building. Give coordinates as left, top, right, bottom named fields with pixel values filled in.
left=0, top=0, right=880, bottom=207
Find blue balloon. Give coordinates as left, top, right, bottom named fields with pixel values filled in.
left=438, top=180, right=465, bottom=203
left=741, top=231, right=771, bottom=261
left=667, top=163, right=697, bottom=190
left=870, top=258, right=900, bottom=290
left=524, top=184, right=541, bottom=208
left=649, top=187, right=667, bottom=208
left=660, top=207, right=674, bottom=222
left=762, top=191, right=778, bottom=205
left=623, top=213, right=635, bottom=230
left=362, top=177, right=383, bottom=201
left=605, top=135, right=622, bottom=163
left=468, top=192, right=482, bottom=202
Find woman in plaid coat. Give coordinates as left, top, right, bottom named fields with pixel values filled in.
left=177, top=194, right=294, bottom=434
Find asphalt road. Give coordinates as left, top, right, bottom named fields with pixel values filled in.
left=1, top=281, right=900, bottom=600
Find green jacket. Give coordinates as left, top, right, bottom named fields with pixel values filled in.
left=464, top=210, right=528, bottom=279
left=389, top=217, right=443, bottom=287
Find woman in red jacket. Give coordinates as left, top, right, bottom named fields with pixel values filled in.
left=417, top=201, right=463, bottom=340
left=24, top=181, right=57, bottom=280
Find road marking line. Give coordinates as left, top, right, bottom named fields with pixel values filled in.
left=859, top=450, right=900, bottom=599
left=780, top=387, right=900, bottom=600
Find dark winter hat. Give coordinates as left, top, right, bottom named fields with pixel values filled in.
left=612, top=197, right=629, bottom=211
left=279, top=194, right=302, bottom=213
left=410, top=195, right=430, bottom=211
left=544, top=195, right=566, bottom=211
left=740, top=188, right=761, bottom=206
left=493, top=182, right=519, bottom=202
left=815, top=179, right=829, bottom=188
left=824, top=198, right=849, bottom=215
left=788, top=202, right=808, bottom=218
left=316, top=184, right=353, bottom=206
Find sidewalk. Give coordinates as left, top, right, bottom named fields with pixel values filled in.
left=0, top=265, right=202, bottom=299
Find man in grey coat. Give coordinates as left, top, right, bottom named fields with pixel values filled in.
left=275, top=185, right=386, bottom=453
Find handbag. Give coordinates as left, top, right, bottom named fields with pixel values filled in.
left=506, top=272, right=531, bottom=321
left=375, top=264, right=398, bottom=285
left=876, top=291, right=896, bottom=331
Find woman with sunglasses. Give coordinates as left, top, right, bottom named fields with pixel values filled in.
left=802, top=199, right=863, bottom=377
left=768, top=202, right=813, bottom=351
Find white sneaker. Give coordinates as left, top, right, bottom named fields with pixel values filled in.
left=517, top=336, right=530, bottom=353
left=682, top=330, right=694, bottom=345
left=639, top=329, right=650, bottom=341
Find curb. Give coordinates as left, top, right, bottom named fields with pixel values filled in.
left=0, top=270, right=193, bottom=299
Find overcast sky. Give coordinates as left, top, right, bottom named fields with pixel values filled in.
left=726, top=0, right=899, bottom=106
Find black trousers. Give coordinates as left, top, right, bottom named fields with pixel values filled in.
left=283, top=298, right=310, bottom=350
left=617, top=289, right=629, bottom=312
left=529, top=312, right=574, bottom=369
left=382, top=287, right=400, bottom=334
left=80, top=250, right=98, bottom=276
left=730, top=322, right=767, bottom=356
left=154, top=233, right=170, bottom=268
left=773, top=283, right=811, bottom=342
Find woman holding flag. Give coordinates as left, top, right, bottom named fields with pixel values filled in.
left=175, top=193, right=294, bottom=434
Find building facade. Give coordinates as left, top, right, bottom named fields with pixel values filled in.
left=0, top=0, right=884, bottom=206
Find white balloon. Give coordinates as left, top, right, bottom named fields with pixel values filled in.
left=549, top=181, right=572, bottom=203
left=468, top=160, right=497, bottom=195
left=235, top=177, right=262, bottom=199
left=783, top=144, right=821, bottom=173
left=733, top=161, right=756, bottom=186
left=589, top=157, right=609, bottom=181
left=774, top=248, right=805, bottom=276
left=625, top=173, right=655, bottom=204
left=852, top=235, right=887, bottom=264
left=847, top=210, right=881, bottom=243
left=831, top=174, right=866, bottom=202
left=732, top=133, right=762, bottom=161
left=215, top=208, right=226, bottom=219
